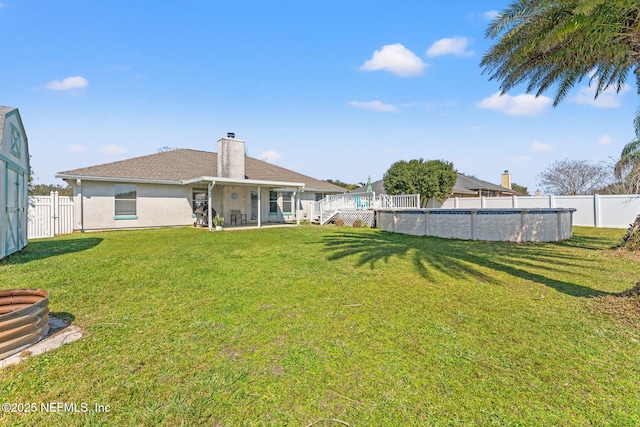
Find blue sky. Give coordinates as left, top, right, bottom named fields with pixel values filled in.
left=1, top=0, right=635, bottom=193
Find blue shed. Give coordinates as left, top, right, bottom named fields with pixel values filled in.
left=0, top=106, right=29, bottom=259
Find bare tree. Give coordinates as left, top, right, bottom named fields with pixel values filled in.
left=606, top=163, right=640, bottom=195
left=537, top=159, right=610, bottom=195
left=157, top=146, right=179, bottom=153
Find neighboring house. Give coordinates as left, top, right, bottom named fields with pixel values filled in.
left=452, top=172, right=519, bottom=198
left=351, top=172, right=518, bottom=202
left=56, top=134, right=344, bottom=231
left=0, top=106, right=30, bottom=259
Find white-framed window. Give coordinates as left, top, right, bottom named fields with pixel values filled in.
left=282, top=192, right=292, bottom=214
left=115, top=184, right=137, bottom=218
left=269, top=191, right=278, bottom=215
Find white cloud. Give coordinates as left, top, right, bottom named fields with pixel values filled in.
left=531, top=142, right=554, bottom=152
left=68, top=144, right=85, bottom=153
left=476, top=92, right=552, bottom=116
left=348, top=100, right=399, bottom=113
left=101, top=145, right=127, bottom=155
left=598, top=134, right=613, bottom=145
left=481, top=10, right=499, bottom=20
left=46, top=76, right=89, bottom=91
left=258, top=150, right=282, bottom=162
left=426, top=37, right=473, bottom=57
left=573, top=83, right=631, bottom=108
left=360, top=43, right=428, bottom=77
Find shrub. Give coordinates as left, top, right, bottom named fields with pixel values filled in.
left=621, top=214, right=640, bottom=251
left=335, top=218, right=345, bottom=227
left=352, top=219, right=363, bottom=228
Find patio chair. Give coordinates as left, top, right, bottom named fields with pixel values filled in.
left=354, top=196, right=368, bottom=209
left=230, top=210, right=247, bottom=225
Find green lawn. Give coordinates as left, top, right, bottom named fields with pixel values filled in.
left=1, top=225, right=639, bottom=426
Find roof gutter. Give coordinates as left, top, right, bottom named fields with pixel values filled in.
left=55, top=174, right=184, bottom=185
left=56, top=174, right=315, bottom=190
left=181, top=176, right=305, bottom=188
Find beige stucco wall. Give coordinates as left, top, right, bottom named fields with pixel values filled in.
left=376, top=209, right=575, bottom=242
left=72, top=181, right=195, bottom=231
left=69, top=181, right=326, bottom=230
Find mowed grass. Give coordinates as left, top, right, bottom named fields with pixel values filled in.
left=1, top=225, right=639, bottom=426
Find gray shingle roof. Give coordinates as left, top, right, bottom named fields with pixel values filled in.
left=57, top=149, right=344, bottom=192
left=351, top=173, right=517, bottom=196
left=454, top=173, right=516, bottom=194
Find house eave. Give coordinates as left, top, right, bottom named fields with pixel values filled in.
left=182, top=176, right=306, bottom=188
left=55, top=174, right=184, bottom=185
left=304, top=187, right=344, bottom=193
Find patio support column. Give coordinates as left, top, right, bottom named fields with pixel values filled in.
left=294, top=189, right=300, bottom=226
left=257, top=185, right=262, bottom=228
left=76, top=179, right=84, bottom=233
left=207, top=181, right=216, bottom=231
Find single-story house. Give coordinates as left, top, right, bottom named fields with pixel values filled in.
left=452, top=172, right=519, bottom=198
left=351, top=172, right=519, bottom=201
left=56, top=134, right=344, bottom=231
left=0, top=106, right=30, bottom=259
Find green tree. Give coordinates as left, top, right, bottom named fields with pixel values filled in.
left=482, top=0, right=640, bottom=248
left=481, top=0, right=640, bottom=116
left=29, top=183, right=73, bottom=196
left=614, top=140, right=640, bottom=194
left=325, top=179, right=360, bottom=190
left=511, top=183, right=530, bottom=196
left=383, top=159, right=456, bottom=205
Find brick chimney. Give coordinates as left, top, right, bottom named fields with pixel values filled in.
left=501, top=170, right=512, bottom=189
left=217, top=133, right=245, bottom=179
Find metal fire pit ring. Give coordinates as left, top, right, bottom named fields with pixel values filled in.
left=0, top=289, right=50, bottom=361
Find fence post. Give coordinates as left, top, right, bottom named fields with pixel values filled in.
left=481, top=196, right=486, bottom=208
left=594, top=194, right=601, bottom=228
left=548, top=194, right=555, bottom=208
left=48, top=191, right=55, bottom=238
left=53, top=191, right=60, bottom=235
left=512, top=195, right=518, bottom=208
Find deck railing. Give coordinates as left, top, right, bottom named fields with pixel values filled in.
left=310, top=193, right=420, bottom=224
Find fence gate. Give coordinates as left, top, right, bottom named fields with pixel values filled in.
left=28, top=192, right=74, bottom=239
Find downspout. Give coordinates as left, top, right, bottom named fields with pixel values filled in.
left=76, top=179, right=84, bottom=233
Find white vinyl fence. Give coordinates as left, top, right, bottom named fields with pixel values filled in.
left=28, top=192, right=74, bottom=238
left=441, top=194, right=640, bottom=229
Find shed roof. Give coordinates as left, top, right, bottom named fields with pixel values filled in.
left=0, top=106, right=17, bottom=141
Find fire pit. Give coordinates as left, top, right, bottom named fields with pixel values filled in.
left=0, top=289, right=50, bottom=360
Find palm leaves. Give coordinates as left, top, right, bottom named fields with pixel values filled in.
left=481, top=0, right=638, bottom=107
left=484, top=0, right=640, bottom=195
left=615, top=139, right=640, bottom=183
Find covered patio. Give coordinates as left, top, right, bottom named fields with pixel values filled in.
left=182, top=176, right=305, bottom=231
